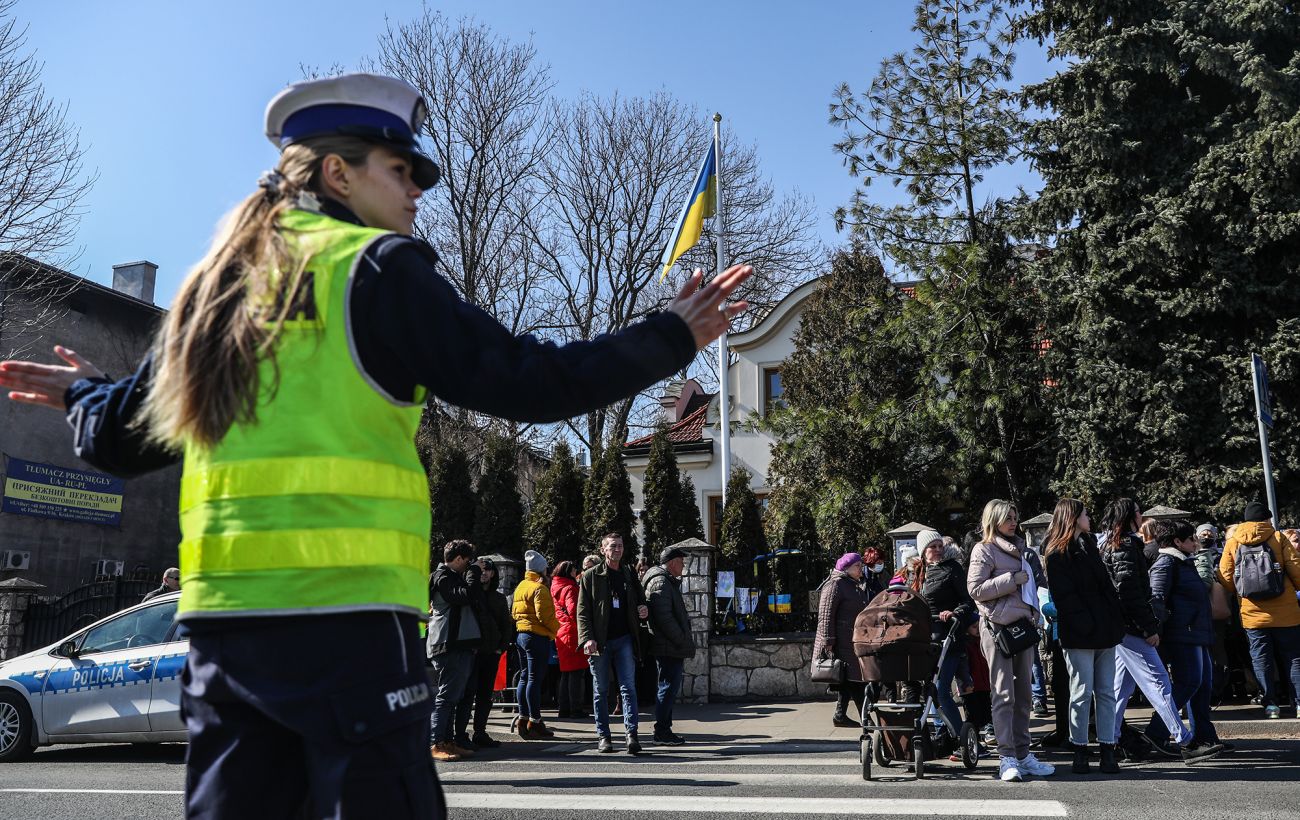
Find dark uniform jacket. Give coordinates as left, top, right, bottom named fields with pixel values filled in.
left=577, top=561, right=645, bottom=658
left=58, top=199, right=697, bottom=477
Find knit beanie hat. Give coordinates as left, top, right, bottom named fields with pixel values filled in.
left=915, top=530, right=942, bottom=554
left=524, top=549, right=548, bottom=574
left=1244, top=501, right=1272, bottom=523
left=835, top=552, right=863, bottom=572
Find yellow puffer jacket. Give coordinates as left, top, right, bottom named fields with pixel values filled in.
left=1219, top=521, right=1300, bottom=629
left=513, top=571, right=561, bottom=639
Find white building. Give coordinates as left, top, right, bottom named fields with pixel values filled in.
left=623, top=277, right=823, bottom=544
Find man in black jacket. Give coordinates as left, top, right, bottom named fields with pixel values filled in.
left=578, top=533, right=649, bottom=754
left=642, top=547, right=696, bottom=746
left=428, top=540, right=482, bottom=762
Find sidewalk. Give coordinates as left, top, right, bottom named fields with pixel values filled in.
left=493, top=699, right=1300, bottom=744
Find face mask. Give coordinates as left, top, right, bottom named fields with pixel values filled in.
left=870, top=563, right=885, bottom=575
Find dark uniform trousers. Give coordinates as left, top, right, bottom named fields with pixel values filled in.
left=181, top=611, right=445, bottom=820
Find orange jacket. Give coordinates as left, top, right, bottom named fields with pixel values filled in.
left=1219, top=521, right=1300, bottom=629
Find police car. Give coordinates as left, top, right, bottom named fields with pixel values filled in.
left=0, top=591, right=187, bottom=760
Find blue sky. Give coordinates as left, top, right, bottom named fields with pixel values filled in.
left=14, top=0, right=1051, bottom=306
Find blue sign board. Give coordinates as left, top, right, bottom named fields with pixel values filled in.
left=2, top=456, right=125, bottom=527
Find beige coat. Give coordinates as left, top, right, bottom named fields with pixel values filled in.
left=967, top=536, right=1039, bottom=626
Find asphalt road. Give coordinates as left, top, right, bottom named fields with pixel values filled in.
left=1, top=736, right=1298, bottom=819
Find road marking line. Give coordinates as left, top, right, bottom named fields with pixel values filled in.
left=440, top=769, right=864, bottom=784
left=0, top=789, right=184, bottom=795
left=491, top=755, right=863, bottom=766
left=444, top=794, right=1068, bottom=816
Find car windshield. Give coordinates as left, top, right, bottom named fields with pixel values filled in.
left=77, top=600, right=179, bottom=655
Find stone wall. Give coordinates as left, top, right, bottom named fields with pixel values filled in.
left=677, top=543, right=714, bottom=703
left=708, top=634, right=828, bottom=701
left=0, top=578, right=45, bottom=661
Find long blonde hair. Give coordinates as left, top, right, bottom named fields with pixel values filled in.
left=140, top=136, right=376, bottom=449
left=981, top=498, right=1018, bottom=544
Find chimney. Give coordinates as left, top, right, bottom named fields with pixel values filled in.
left=111, top=261, right=158, bottom=304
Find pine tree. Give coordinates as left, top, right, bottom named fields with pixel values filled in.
left=677, top=475, right=705, bottom=542
left=584, top=435, right=639, bottom=552
left=472, top=433, right=525, bottom=559
left=718, top=467, right=768, bottom=585
left=829, top=0, right=1051, bottom=511
left=1021, top=1, right=1300, bottom=519
left=524, top=440, right=586, bottom=565
left=766, top=246, right=947, bottom=549
left=426, top=442, right=476, bottom=556
left=641, top=427, right=685, bottom=554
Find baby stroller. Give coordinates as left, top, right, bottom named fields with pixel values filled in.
left=853, top=586, right=980, bottom=780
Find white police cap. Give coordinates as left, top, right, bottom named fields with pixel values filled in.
left=264, top=73, right=440, bottom=189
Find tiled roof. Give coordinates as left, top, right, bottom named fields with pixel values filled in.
left=624, top=402, right=710, bottom=448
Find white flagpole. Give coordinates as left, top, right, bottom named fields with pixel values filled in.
left=713, top=113, right=731, bottom=511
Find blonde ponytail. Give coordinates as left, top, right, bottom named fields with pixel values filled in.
left=140, top=136, right=375, bottom=449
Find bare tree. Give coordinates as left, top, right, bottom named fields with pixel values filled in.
left=370, top=8, right=554, bottom=336
left=532, top=92, right=820, bottom=454
left=0, top=0, right=95, bottom=357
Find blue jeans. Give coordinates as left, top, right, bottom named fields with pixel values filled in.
left=1031, top=647, right=1047, bottom=701
left=935, top=640, right=965, bottom=735
left=655, top=656, right=685, bottom=734
left=589, top=633, right=638, bottom=737
left=429, top=648, right=474, bottom=743
left=1113, top=633, right=1192, bottom=746
left=1149, top=643, right=1217, bottom=745
left=1063, top=646, right=1118, bottom=745
left=1245, top=624, right=1300, bottom=708
left=516, top=633, right=552, bottom=721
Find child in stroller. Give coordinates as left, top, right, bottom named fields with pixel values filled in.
left=853, top=581, right=980, bottom=780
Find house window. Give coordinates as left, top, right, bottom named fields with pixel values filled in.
left=763, top=367, right=785, bottom=414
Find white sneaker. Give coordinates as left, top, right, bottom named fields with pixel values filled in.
left=999, top=755, right=1023, bottom=782
left=1017, top=752, right=1056, bottom=776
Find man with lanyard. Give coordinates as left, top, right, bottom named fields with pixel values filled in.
left=0, top=73, right=752, bottom=817
left=578, top=533, right=649, bottom=754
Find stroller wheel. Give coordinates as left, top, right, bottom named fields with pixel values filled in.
left=861, top=737, right=873, bottom=781
left=960, top=722, right=980, bottom=770
left=874, top=730, right=893, bottom=768
left=913, top=741, right=926, bottom=779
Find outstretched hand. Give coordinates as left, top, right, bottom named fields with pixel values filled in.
left=0, top=346, right=106, bottom=410
left=668, top=265, right=753, bottom=350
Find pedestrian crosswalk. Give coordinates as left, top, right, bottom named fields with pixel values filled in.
left=440, top=740, right=1071, bottom=817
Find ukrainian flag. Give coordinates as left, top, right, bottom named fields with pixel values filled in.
left=660, top=142, right=717, bottom=281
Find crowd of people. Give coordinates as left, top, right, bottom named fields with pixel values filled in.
left=815, top=497, right=1300, bottom=782
left=424, top=533, right=695, bottom=760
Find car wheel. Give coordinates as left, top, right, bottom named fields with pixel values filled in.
left=0, top=690, right=35, bottom=762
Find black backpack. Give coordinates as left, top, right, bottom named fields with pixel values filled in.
left=1233, top=539, right=1286, bottom=601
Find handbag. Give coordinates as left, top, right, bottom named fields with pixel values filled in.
left=810, top=656, right=847, bottom=684
left=992, top=617, right=1040, bottom=658
left=1209, top=581, right=1231, bottom=621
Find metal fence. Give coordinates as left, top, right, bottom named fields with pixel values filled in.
left=21, top=577, right=156, bottom=652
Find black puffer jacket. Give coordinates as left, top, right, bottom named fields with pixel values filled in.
left=1099, top=531, right=1160, bottom=639
left=1044, top=533, right=1125, bottom=649
left=920, top=558, right=974, bottom=630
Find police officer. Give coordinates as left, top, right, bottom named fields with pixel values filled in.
left=0, top=73, right=752, bottom=818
